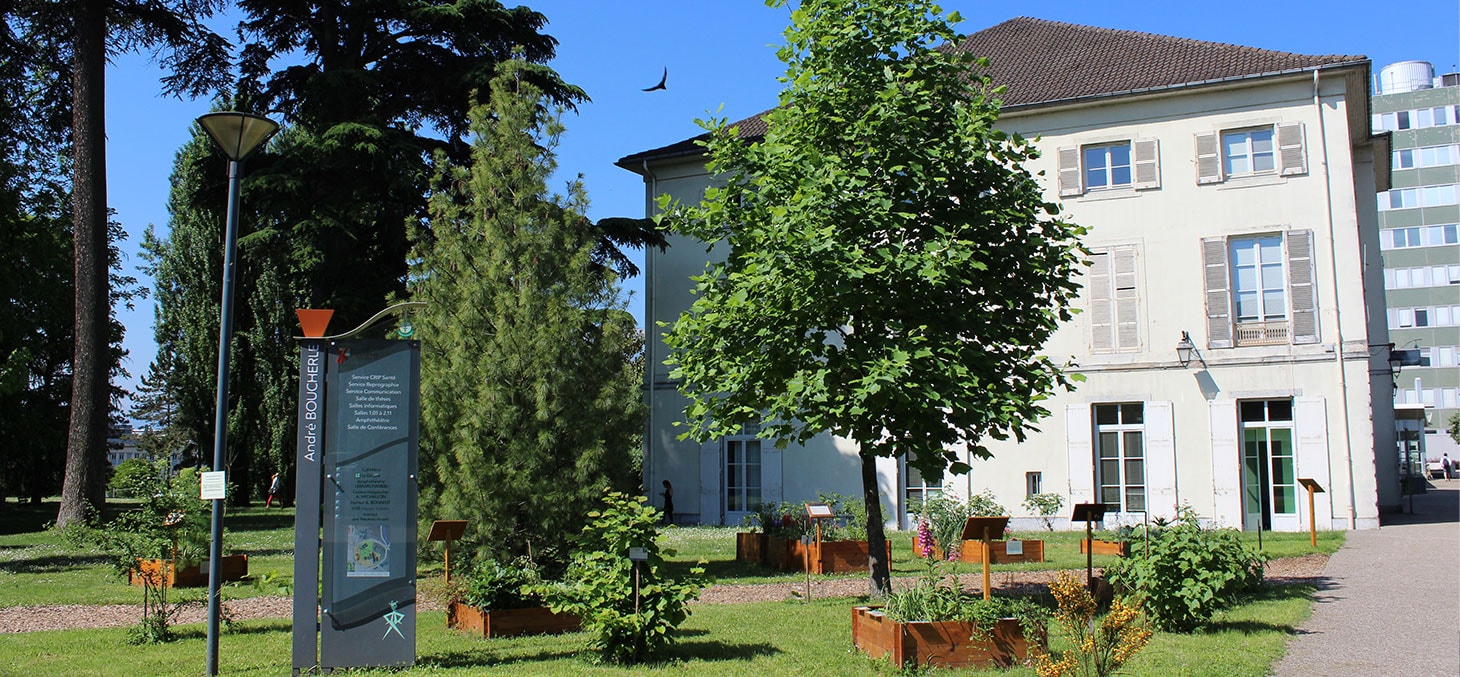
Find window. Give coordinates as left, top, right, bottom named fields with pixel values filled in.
left=1223, top=128, right=1275, bottom=176
left=1395, top=144, right=1460, bottom=169
left=1088, top=247, right=1141, bottom=352
left=1196, top=123, right=1305, bottom=184
left=1083, top=143, right=1132, bottom=190
left=1379, top=184, right=1460, bottom=211
left=1026, top=472, right=1042, bottom=498
left=1231, top=236, right=1285, bottom=322
left=724, top=438, right=761, bottom=513
left=1095, top=403, right=1145, bottom=513
left=903, top=454, right=944, bottom=525
left=1202, top=231, right=1317, bottom=347
left=1240, top=400, right=1296, bottom=530
left=1058, top=139, right=1160, bottom=196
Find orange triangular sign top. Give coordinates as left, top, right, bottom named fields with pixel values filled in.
left=295, top=309, right=334, bottom=338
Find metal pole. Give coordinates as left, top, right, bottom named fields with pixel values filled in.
left=206, top=157, right=244, bottom=676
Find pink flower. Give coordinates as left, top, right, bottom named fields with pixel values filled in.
left=917, top=519, right=934, bottom=558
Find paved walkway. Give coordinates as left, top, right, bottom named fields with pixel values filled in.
left=1273, top=481, right=1460, bottom=676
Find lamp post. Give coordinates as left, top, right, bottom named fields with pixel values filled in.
left=196, top=111, right=279, bottom=676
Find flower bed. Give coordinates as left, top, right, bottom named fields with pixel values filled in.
left=956, top=540, right=1044, bottom=564
left=446, top=602, right=581, bottom=638
left=128, top=554, right=248, bottom=588
left=851, top=605, right=1035, bottom=669
left=1080, top=539, right=1131, bottom=556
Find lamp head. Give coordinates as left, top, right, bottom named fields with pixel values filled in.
left=1176, top=331, right=1196, bottom=368
left=197, top=112, right=279, bottom=161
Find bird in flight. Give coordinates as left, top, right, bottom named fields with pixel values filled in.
left=643, top=68, right=667, bottom=92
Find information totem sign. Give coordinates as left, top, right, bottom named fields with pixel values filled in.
left=292, top=326, right=420, bottom=673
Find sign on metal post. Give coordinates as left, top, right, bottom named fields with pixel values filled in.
left=320, top=339, right=420, bottom=669
left=292, top=333, right=328, bottom=673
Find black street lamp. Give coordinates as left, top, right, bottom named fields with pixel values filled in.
left=196, top=111, right=279, bottom=676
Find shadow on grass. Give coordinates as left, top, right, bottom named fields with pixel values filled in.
left=417, top=648, right=582, bottom=669
left=224, top=511, right=295, bottom=532
left=0, top=553, right=111, bottom=574
left=1201, top=619, right=1297, bottom=635
left=664, top=639, right=780, bottom=662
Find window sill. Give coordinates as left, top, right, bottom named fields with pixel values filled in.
left=1076, top=188, right=1141, bottom=202
left=1216, top=173, right=1286, bottom=190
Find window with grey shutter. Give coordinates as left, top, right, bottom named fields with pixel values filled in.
left=1285, top=229, right=1318, bottom=343
left=1114, top=247, right=1140, bottom=350
left=1089, top=251, right=1113, bottom=352
left=1203, top=237, right=1233, bottom=348
left=1277, top=122, right=1307, bottom=176
left=1195, top=132, right=1222, bottom=184
left=1058, top=146, right=1083, bottom=196
left=1133, top=139, right=1161, bottom=190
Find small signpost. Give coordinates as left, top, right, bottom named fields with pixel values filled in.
left=427, top=520, right=468, bottom=584
left=629, top=547, right=648, bottom=616
left=804, top=502, right=836, bottom=578
left=961, top=516, right=1010, bottom=600
left=1297, top=478, right=1325, bottom=548
left=1070, top=503, right=1109, bottom=591
left=800, top=534, right=814, bottom=602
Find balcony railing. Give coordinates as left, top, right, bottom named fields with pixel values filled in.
left=1234, top=320, right=1289, bottom=346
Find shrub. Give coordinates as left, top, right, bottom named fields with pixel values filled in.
left=1105, top=507, right=1266, bottom=632
left=532, top=491, right=709, bottom=664
left=1031, top=571, right=1151, bottom=677
left=883, top=558, right=1049, bottom=640
left=108, top=458, right=155, bottom=498
left=457, top=557, right=543, bottom=610
left=966, top=489, right=1006, bottom=518
left=815, top=491, right=867, bottom=541
left=1021, top=492, right=1065, bottom=531
left=917, top=492, right=971, bottom=558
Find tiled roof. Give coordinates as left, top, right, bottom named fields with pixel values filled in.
left=617, top=17, right=1366, bottom=169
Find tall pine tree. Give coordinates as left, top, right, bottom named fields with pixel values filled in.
left=412, top=58, right=642, bottom=565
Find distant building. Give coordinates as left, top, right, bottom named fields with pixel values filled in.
left=106, top=424, right=143, bottom=467
left=1370, top=61, right=1460, bottom=464
left=621, top=18, right=1398, bottom=531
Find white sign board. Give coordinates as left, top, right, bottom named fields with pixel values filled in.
left=1006, top=539, right=1023, bottom=556
left=200, top=471, right=227, bottom=500
left=806, top=503, right=835, bottom=519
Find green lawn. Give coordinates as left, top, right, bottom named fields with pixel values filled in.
left=1, top=585, right=1317, bottom=676
left=2, top=503, right=1343, bottom=608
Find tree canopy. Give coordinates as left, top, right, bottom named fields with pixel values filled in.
left=411, top=58, right=643, bottom=566
left=662, top=0, right=1087, bottom=594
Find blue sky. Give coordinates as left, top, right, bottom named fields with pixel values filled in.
left=105, top=0, right=1459, bottom=402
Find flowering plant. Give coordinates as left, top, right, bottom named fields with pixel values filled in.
left=1031, top=571, right=1151, bottom=677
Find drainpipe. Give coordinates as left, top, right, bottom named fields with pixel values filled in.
left=1314, top=70, right=1360, bottom=529
left=642, top=160, right=659, bottom=502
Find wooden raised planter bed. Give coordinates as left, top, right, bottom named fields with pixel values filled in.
left=446, top=602, right=581, bottom=638
left=763, top=536, right=893, bottom=574
left=736, top=532, right=766, bottom=563
left=851, top=605, right=1036, bottom=669
left=1080, top=539, right=1131, bottom=556
left=955, top=540, right=1044, bottom=564
left=129, top=554, right=248, bottom=588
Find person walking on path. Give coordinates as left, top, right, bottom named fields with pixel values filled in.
left=265, top=472, right=281, bottom=508
left=661, top=480, right=674, bottom=525
left=1443, top=452, right=1452, bottom=480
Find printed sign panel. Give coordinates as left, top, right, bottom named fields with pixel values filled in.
left=292, top=339, right=327, bottom=671
left=320, top=340, right=419, bottom=669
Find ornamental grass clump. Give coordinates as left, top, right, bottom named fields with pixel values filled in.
left=1105, top=506, right=1266, bottom=632
left=531, top=491, right=709, bottom=664
left=1031, top=571, right=1151, bottom=677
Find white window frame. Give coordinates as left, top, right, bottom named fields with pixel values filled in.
left=1222, top=127, right=1276, bottom=177
left=1094, top=403, right=1146, bottom=514
left=723, top=437, right=762, bottom=518
left=1231, top=236, right=1286, bottom=323
left=1083, top=142, right=1133, bottom=190
left=1240, top=399, right=1297, bottom=529
left=901, top=454, right=944, bottom=528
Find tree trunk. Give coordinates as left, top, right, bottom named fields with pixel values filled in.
left=859, top=449, right=891, bottom=597
left=57, top=0, right=109, bottom=529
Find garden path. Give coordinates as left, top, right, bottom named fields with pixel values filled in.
left=1273, top=482, right=1460, bottom=677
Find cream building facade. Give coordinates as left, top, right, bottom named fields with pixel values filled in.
left=619, top=18, right=1397, bottom=532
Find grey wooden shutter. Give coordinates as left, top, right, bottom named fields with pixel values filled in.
left=1089, top=252, right=1113, bottom=352
left=1144, top=401, right=1177, bottom=520
left=1195, top=132, right=1223, bottom=184
left=1133, top=138, right=1161, bottom=189
left=1114, top=247, right=1140, bottom=350
left=699, top=441, right=721, bottom=525
left=1202, top=237, right=1233, bottom=348
left=1058, top=146, right=1083, bottom=196
left=1294, top=397, right=1334, bottom=530
left=1277, top=122, right=1308, bottom=176
left=1286, top=229, right=1319, bottom=343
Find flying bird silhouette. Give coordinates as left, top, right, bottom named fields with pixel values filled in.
left=643, top=68, right=667, bottom=92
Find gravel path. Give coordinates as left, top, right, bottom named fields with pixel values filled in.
left=0, top=554, right=1328, bottom=634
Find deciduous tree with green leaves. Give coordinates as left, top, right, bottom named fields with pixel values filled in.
left=411, top=58, right=643, bottom=566
left=661, top=0, right=1087, bottom=596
